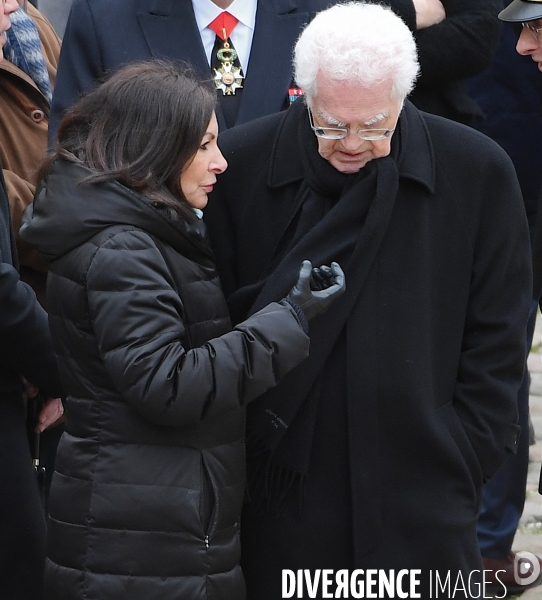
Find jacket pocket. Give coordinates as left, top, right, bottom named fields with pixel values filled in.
left=436, top=402, right=484, bottom=508
left=200, top=454, right=216, bottom=542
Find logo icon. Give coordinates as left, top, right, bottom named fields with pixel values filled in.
left=513, top=551, right=541, bottom=586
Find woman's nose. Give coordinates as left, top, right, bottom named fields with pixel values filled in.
left=211, top=149, right=228, bottom=174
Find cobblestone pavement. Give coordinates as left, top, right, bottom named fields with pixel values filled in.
left=512, top=313, right=542, bottom=599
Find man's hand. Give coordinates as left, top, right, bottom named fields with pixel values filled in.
left=36, top=397, right=64, bottom=432
left=413, top=0, right=446, bottom=29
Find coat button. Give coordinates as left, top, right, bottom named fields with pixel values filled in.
left=30, top=109, right=45, bottom=123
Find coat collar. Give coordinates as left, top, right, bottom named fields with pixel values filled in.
left=0, top=58, right=45, bottom=97
left=268, top=99, right=436, bottom=194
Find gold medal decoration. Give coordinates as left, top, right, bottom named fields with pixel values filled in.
left=213, top=40, right=244, bottom=95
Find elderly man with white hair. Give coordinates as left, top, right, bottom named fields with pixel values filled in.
left=205, top=3, right=532, bottom=598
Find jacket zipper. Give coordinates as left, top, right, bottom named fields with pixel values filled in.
left=201, top=455, right=215, bottom=549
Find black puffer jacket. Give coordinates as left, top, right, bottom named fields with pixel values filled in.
left=20, top=159, right=309, bottom=600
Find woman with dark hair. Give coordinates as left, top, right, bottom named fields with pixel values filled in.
left=20, top=59, right=345, bottom=600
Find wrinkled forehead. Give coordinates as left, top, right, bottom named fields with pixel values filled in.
left=311, top=75, right=400, bottom=124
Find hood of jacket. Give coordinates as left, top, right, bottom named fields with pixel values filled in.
left=20, top=158, right=213, bottom=264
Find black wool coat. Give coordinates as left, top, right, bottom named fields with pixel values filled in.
left=20, top=160, right=309, bottom=600
left=407, top=0, right=503, bottom=124
left=204, top=99, right=532, bottom=597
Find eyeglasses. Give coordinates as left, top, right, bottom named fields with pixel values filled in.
left=307, top=106, right=396, bottom=141
left=522, top=21, right=542, bottom=42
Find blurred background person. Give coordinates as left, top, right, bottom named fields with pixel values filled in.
left=408, top=0, right=504, bottom=125
left=48, top=0, right=333, bottom=136
left=47, top=0, right=501, bottom=141
left=0, top=4, right=63, bottom=600
left=466, top=1, right=542, bottom=593
left=0, top=153, right=63, bottom=600
left=0, top=0, right=62, bottom=512
left=1, top=0, right=59, bottom=307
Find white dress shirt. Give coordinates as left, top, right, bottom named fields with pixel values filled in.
left=192, top=0, right=257, bottom=74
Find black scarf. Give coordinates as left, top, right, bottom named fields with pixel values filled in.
left=243, top=99, right=404, bottom=513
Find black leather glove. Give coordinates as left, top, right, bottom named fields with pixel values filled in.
left=287, top=260, right=346, bottom=321
left=310, top=265, right=336, bottom=291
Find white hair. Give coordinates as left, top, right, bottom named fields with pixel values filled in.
left=294, top=2, right=420, bottom=105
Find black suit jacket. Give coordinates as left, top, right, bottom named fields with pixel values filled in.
left=49, top=0, right=332, bottom=138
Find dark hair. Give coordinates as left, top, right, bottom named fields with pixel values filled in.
left=47, top=59, right=216, bottom=219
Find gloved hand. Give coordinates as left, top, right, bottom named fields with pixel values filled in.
left=310, top=264, right=337, bottom=291
left=287, top=260, right=346, bottom=321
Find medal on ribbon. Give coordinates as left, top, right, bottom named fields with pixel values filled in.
left=209, top=14, right=244, bottom=96
left=213, top=37, right=244, bottom=96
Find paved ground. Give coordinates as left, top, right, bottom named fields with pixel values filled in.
left=511, top=314, right=542, bottom=599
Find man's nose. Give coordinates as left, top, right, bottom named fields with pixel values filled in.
left=517, top=27, right=539, bottom=55
left=341, top=131, right=363, bottom=151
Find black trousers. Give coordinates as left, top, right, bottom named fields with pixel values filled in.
left=0, top=391, right=46, bottom=600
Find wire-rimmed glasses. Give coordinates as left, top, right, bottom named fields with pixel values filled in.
left=522, top=21, right=542, bottom=42
left=307, top=106, right=396, bottom=141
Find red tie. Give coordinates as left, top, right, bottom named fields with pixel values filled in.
left=208, top=11, right=239, bottom=41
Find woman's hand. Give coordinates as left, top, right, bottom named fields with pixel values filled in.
left=287, top=260, right=346, bottom=321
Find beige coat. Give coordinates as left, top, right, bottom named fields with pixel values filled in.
left=0, top=2, right=60, bottom=304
